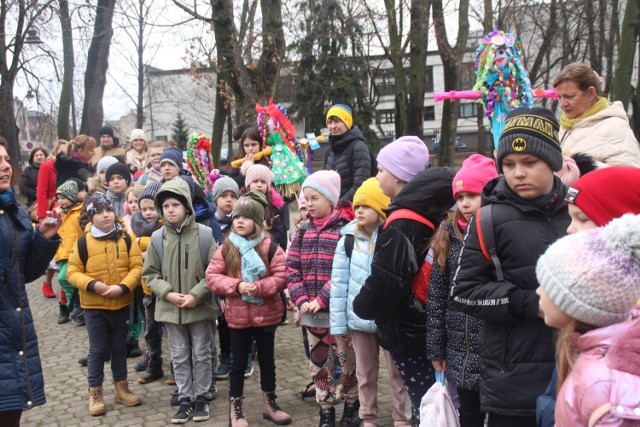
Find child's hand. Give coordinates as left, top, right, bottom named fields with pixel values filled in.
left=167, top=292, right=185, bottom=306
left=245, top=282, right=258, bottom=298
left=299, top=301, right=311, bottom=314
left=308, top=299, right=322, bottom=314
left=93, top=281, right=109, bottom=294
left=101, top=285, right=124, bottom=299
left=179, top=294, right=197, bottom=309
left=432, top=359, right=447, bottom=372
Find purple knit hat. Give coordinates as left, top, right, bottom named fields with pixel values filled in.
left=376, top=136, right=429, bottom=182
left=536, top=214, right=640, bottom=327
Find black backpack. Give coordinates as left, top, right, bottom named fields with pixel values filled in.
left=77, top=232, right=132, bottom=267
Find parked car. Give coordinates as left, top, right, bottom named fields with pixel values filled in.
left=432, top=136, right=467, bottom=153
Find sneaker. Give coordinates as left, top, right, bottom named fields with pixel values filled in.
left=78, top=352, right=110, bottom=367
left=134, top=353, right=150, bottom=372
left=58, top=304, right=70, bottom=324
left=71, top=309, right=85, bottom=326
left=215, top=354, right=231, bottom=380
left=170, top=388, right=181, bottom=406
left=192, top=396, right=210, bottom=422
left=171, top=400, right=193, bottom=424
left=244, top=354, right=254, bottom=379
left=207, top=382, right=218, bottom=401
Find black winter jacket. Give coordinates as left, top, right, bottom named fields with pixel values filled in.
left=19, top=163, right=39, bottom=206
left=353, top=167, right=455, bottom=355
left=323, top=126, right=371, bottom=202
left=450, top=176, right=569, bottom=417
left=426, top=221, right=482, bottom=391
left=54, top=153, right=92, bottom=187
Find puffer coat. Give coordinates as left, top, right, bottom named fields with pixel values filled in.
left=0, top=198, right=61, bottom=412
left=426, top=221, right=482, bottom=391
left=323, top=126, right=371, bottom=202
left=54, top=203, right=83, bottom=263
left=206, top=235, right=287, bottom=329
left=329, top=220, right=378, bottom=335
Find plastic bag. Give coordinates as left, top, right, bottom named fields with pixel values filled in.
left=419, top=371, right=460, bottom=427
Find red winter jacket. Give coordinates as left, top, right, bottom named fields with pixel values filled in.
left=36, top=159, right=57, bottom=219
left=206, top=235, right=286, bottom=329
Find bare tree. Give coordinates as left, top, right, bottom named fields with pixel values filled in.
left=432, top=0, right=470, bottom=167
left=611, top=0, right=639, bottom=110
left=57, top=0, right=75, bottom=139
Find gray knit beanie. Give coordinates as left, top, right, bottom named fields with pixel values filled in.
left=536, top=214, right=640, bottom=327
left=138, top=181, right=162, bottom=203
left=496, top=107, right=563, bottom=172
left=212, top=176, right=239, bottom=203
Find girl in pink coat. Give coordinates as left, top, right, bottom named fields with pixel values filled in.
left=206, top=190, right=291, bottom=427
left=535, top=214, right=640, bottom=427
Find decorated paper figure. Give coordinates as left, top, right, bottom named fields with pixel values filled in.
left=186, top=132, right=218, bottom=198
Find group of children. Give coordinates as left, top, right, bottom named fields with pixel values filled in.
left=44, top=102, right=640, bottom=427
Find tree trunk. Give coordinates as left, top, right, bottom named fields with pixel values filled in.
left=136, top=0, right=144, bottom=128
left=406, top=0, right=430, bottom=137
left=385, top=0, right=408, bottom=137
left=611, top=0, right=639, bottom=109
left=211, top=88, right=227, bottom=166
left=79, top=0, right=116, bottom=138
left=0, top=87, right=21, bottom=168
left=57, top=0, right=74, bottom=139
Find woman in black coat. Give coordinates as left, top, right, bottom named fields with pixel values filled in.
left=0, top=136, right=61, bottom=426
left=19, top=147, right=47, bottom=207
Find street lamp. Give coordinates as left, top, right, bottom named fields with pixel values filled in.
left=24, top=28, right=43, bottom=45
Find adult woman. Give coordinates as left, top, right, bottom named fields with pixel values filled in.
left=0, top=136, right=61, bottom=426
left=554, top=62, right=640, bottom=167
left=54, top=135, right=96, bottom=187
left=19, top=147, right=48, bottom=208
left=124, top=128, right=148, bottom=174
left=323, top=104, right=372, bottom=202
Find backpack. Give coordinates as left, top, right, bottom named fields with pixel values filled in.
left=150, top=223, right=213, bottom=271
left=474, top=204, right=504, bottom=281
left=325, top=139, right=378, bottom=178
left=77, top=232, right=132, bottom=268
left=382, top=209, right=435, bottom=306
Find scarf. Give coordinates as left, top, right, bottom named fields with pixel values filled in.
left=229, top=231, right=266, bottom=305
left=0, top=189, right=17, bottom=209
left=216, top=212, right=233, bottom=231
left=130, top=211, right=161, bottom=237
left=457, top=216, right=469, bottom=232
left=560, top=97, right=609, bottom=130
left=311, top=212, right=334, bottom=230
left=91, top=221, right=124, bottom=241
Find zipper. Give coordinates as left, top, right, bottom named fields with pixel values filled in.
left=185, top=244, right=189, bottom=270
left=178, top=233, right=182, bottom=325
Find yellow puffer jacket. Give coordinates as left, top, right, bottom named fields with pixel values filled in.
left=67, top=227, right=143, bottom=311
left=129, top=229, right=153, bottom=296
left=54, top=204, right=83, bottom=263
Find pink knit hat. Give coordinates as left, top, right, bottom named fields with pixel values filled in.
left=452, top=154, right=499, bottom=198
left=376, top=136, right=429, bottom=183
left=245, top=164, right=274, bottom=188
left=302, top=170, right=341, bottom=206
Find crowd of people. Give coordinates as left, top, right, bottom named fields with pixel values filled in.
left=1, top=61, right=640, bottom=427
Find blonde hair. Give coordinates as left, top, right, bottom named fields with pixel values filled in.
left=50, top=140, right=68, bottom=160
left=221, top=225, right=267, bottom=278
left=353, top=216, right=385, bottom=255
left=64, top=135, right=96, bottom=155
left=556, top=319, right=597, bottom=389
left=126, top=185, right=145, bottom=201
left=148, top=140, right=167, bottom=150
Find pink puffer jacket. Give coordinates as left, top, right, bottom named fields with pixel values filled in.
left=555, top=316, right=640, bottom=427
left=206, top=235, right=286, bottom=329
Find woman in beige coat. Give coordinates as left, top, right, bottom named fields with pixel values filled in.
left=554, top=62, right=640, bottom=168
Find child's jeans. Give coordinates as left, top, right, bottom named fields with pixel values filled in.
left=142, top=294, right=162, bottom=366
left=165, top=320, right=213, bottom=402
left=85, top=307, right=130, bottom=387
left=351, top=330, right=409, bottom=426
left=228, top=326, right=276, bottom=397
left=307, top=327, right=358, bottom=408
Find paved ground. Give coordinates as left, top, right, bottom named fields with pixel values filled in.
left=21, top=275, right=401, bottom=427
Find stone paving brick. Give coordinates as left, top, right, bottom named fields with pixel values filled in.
left=21, top=276, right=404, bottom=426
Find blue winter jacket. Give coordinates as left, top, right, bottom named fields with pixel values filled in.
left=330, top=220, right=377, bottom=335
left=0, top=200, right=60, bottom=412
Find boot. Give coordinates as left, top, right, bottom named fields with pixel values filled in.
left=340, top=401, right=361, bottom=427
left=319, top=407, right=336, bottom=427
left=229, top=396, right=249, bottom=427
left=42, top=282, right=56, bottom=298
left=58, top=303, right=70, bottom=324
left=137, top=359, right=164, bottom=384
left=127, top=337, right=143, bottom=358
left=88, top=386, right=106, bottom=416
left=262, top=391, right=291, bottom=425
left=134, top=352, right=150, bottom=372
left=113, top=379, right=142, bottom=407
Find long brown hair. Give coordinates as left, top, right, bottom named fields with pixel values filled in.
left=556, top=319, right=597, bottom=390
left=235, top=127, right=263, bottom=159
left=221, top=223, right=268, bottom=278
left=431, top=210, right=465, bottom=272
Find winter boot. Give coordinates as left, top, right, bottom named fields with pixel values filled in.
left=216, top=353, right=231, bottom=380
left=340, top=401, right=361, bottom=427
left=113, top=379, right=142, bottom=407
left=134, top=352, right=150, bottom=372
left=127, top=336, right=143, bottom=358
left=88, top=386, right=106, bottom=416
left=42, top=282, right=56, bottom=298
left=137, top=359, right=164, bottom=384
left=262, top=391, right=291, bottom=425
left=58, top=303, right=70, bottom=324
left=319, top=407, right=336, bottom=427
left=229, top=396, right=249, bottom=427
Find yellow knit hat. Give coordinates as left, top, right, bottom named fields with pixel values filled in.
left=326, top=104, right=353, bottom=130
left=353, top=178, right=390, bottom=220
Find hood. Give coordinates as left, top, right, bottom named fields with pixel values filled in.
left=482, top=175, right=567, bottom=213
left=269, top=187, right=284, bottom=209
left=389, top=167, right=455, bottom=226
left=329, top=126, right=366, bottom=154
left=607, top=316, right=640, bottom=376
left=155, top=178, right=196, bottom=226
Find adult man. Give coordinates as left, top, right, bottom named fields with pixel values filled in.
left=92, top=125, right=126, bottom=165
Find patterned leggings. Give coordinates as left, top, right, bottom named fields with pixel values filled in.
left=390, top=352, right=435, bottom=424
left=307, top=327, right=358, bottom=409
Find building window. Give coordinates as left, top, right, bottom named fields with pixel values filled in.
left=377, top=109, right=395, bottom=124
left=425, top=66, right=434, bottom=92
left=424, top=106, right=435, bottom=121
left=459, top=103, right=478, bottom=119
left=156, top=135, right=168, bottom=141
